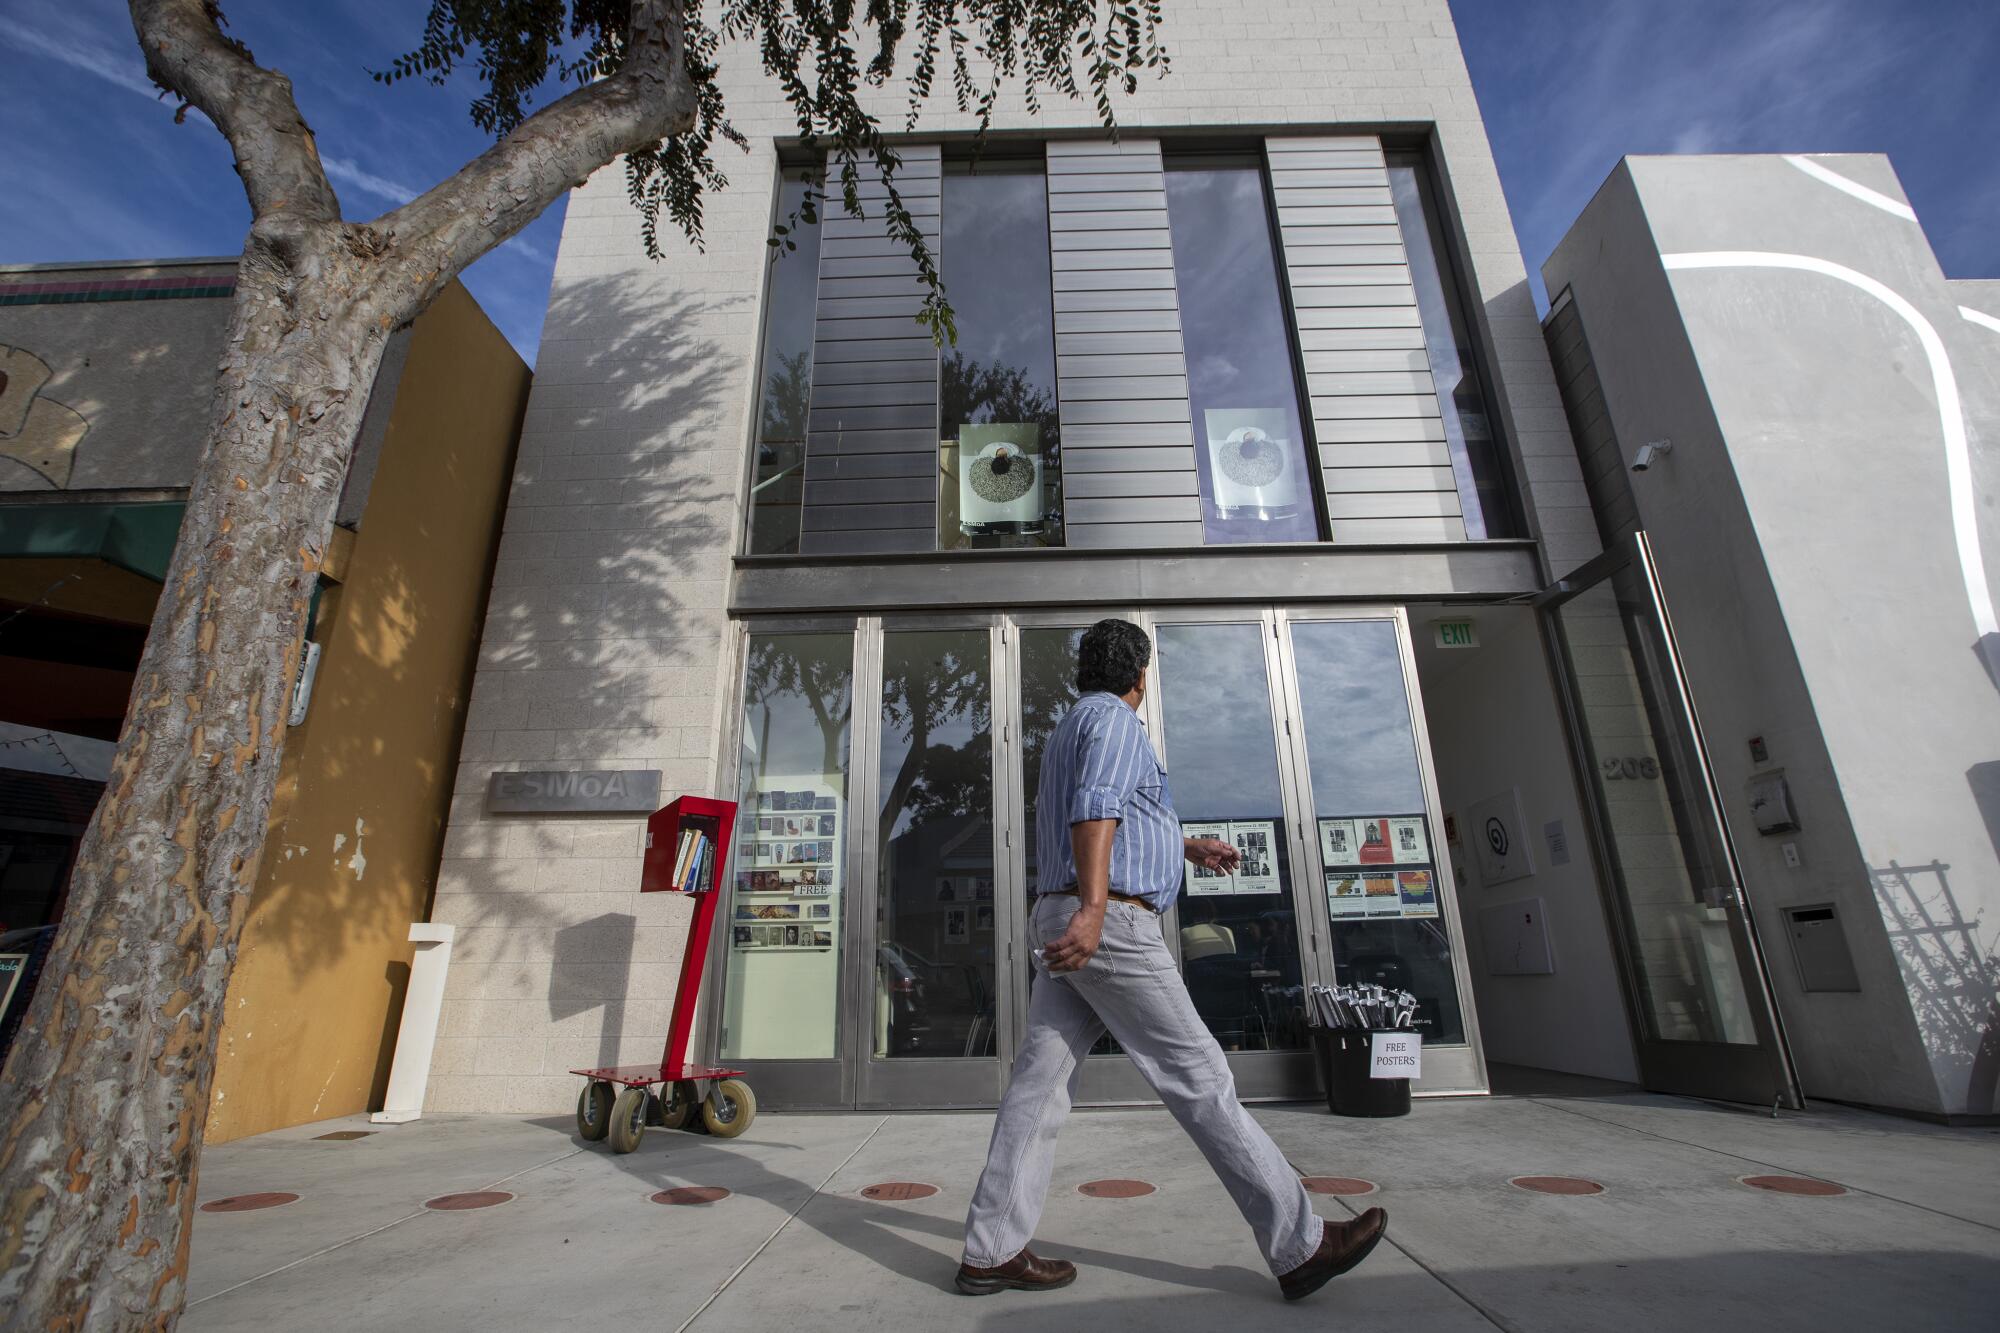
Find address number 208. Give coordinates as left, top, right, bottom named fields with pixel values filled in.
left=1602, top=756, right=1660, bottom=780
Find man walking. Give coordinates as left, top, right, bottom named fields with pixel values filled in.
left=956, top=619, right=1387, bottom=1302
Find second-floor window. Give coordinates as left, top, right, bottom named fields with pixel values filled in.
left=1164, top=154, right=1319, bottom=544
left=939, top=158, right=1063, bottom=550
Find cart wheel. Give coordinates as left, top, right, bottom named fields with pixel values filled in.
left=659, top=1081, right=697, bottom=1132
left=701, top=1079, right=757, bottom=1139
left=576, top=1081, right=614, bottom=1142
left=607, top=1086, right=649, bottom=1154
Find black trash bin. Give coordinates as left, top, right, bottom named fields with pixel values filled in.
left=1312, top=1027, right=1412, bottom=1118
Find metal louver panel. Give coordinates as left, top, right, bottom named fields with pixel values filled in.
left=800, top=144, right=942, bottom=554
left=1046, top=139, right=1201, bottom=549
left=1265, top=136, right=1466, bottom=543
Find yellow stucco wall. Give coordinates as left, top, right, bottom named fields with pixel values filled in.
left=203, top=282, right=528, bottom=1142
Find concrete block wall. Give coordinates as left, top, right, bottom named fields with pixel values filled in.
left=424, top=0, right=1593, bottom=1112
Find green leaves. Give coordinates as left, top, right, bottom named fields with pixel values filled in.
left=382, top=1, right=1168, bottom=338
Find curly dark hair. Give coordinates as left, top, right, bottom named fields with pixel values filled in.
left=1076, top=618, right=1152, bottom=695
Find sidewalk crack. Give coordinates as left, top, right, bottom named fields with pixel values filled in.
left=186, top=1146, right=587, bottom=1310
left=675, top=1115, right=891, bottom=1333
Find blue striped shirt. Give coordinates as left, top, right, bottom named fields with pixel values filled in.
left=1036, top=692, right=1184, bottom=910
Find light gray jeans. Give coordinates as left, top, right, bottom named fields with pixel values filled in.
left=962, top=894, right=1324, bottom=1276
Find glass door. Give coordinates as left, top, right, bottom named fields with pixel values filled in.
left=1148, top=611, right=1322, bottom=1099
left=1275, top=608, right=1487, bottom=1093
left=1541, top=533, right=1800, bottom=1107
left=852, top=616, right=1012, bottom=1106
left=715, top=621, right=859, bottom=1108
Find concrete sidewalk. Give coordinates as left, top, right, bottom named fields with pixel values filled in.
left=180, top=1090, right=2000, bottom=1332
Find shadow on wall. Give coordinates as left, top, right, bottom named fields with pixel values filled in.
left=1871, top=859, right=2000, bottom=1116
left=552, top=913, right=636, bottom=1071
left=424, top=273, right=741, bottom=1085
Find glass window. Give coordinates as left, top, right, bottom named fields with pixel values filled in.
left=1287, top=618, right=1464, bottom=1044
left=746, top=171, right=823, bottom=555
left=1165, top=160, right=1319, bottom=545
left=1154, top=622, right=1307, bottom=1052
left=1387, top=156, right=1516, bottom=540
left=722, top=631, right=852, bottom=1059
left=875, top=629, right=998, bottom=1058
left=939, top=161, right=1063, bottom=550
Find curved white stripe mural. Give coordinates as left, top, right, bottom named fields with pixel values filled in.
left=1661, top=250, right=1997, bottom=642
left=1781, top=155, right=1920, bottom=222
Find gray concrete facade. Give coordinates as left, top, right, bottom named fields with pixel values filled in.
left=1544, top=154, right=2000, bottom=1119
left=427, top=0, right=1601, bottom=1116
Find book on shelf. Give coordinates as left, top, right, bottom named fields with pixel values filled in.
left=671, top=828, right=696, bottom=886
left=686, top=836, right=710, bottom=892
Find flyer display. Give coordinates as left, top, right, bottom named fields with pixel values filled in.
left=1321, top=814, right=1442, bottom=922
left=733, top=779, right=842, bottom=950
left=1388, top=816, right=1431, bottom=865
left=1326, top=875, right=1370, bottom=918
left=1228, top=820, right=1281, bottom=894
left=1180, top=819, right=1281, bottom=895
left=1320, top=818, right=1362, bottom=868
left=1396, top=870, right=1438, bottom=917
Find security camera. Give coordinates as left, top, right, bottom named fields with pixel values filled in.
left=1631, top=439, right=1673, bottom=472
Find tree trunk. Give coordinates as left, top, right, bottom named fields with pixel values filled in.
left=0, top=220, right=393, bottom=1329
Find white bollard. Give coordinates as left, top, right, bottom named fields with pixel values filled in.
left=370, top=923, right=456, bottom=1124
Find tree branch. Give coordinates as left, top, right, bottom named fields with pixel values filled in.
left=129, top=0, right=341, bottom=222
left=375, top=0, right=699, bottom=306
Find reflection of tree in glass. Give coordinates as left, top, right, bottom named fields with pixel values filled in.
left=880, top=637, right=992, bottom=858
left=743, top=637, right=852, bottom=785
left=760, top=347, right=812, bottom=443
left=941, top=352, right=1058, bottom=440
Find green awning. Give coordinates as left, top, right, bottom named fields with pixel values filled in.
left=0, top=502, right=186, bottom=583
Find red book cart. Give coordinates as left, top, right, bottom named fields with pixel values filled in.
left=571, top=794, right=755, bottom=1153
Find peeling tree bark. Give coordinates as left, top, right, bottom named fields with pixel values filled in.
left=0, top=2, right=695, bottom=1326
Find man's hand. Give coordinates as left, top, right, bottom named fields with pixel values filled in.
left=1042, top=906, right=1104, bottom=974
left=1184, top=837, right=1240, bottom=872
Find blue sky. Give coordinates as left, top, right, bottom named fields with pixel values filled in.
left=3, top=0, right=1995, bottom=362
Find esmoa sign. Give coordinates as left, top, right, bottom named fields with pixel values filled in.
left=487, top=768, right=663, bottom=814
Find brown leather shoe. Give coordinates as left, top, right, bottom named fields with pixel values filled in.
left=955, top=1246, right=1078, bottom=1296
left=1278, top=1207, right=1387, bottom=1301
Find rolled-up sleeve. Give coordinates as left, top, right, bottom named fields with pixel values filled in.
left=1068, top=707, right=1142, bottom=825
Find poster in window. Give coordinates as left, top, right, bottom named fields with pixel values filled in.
left=1180, top=821, right=1234, bottom=896
left=1202, top=408, right=1299, bottom=515
left=945, top=907, right=969, bottom=939
left=958, top=423, right=1045, bottom=533
left=1327, top=874, right=1370, bottom=918
left=1397, top=869, right=1438, bottom=918
left=1363, top=873, right=1403, bottom=917
left=1388, top=816, right=1430, bottom=865
left=1320, top=818, right=1362, bottom=868
left=1357, top=817, right=1396, bottom=866
left=1228, top=820, right=1281, bottom=894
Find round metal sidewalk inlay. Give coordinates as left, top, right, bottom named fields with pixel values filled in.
left=653, top=1187, right=731, bottom=1206
left=313, top=1131, right=373, bottom=1142
left=424, top=1191, right=514, bottom=1211
left=1078, top=1179, right=1156, bottom=1199
left=861, top=1182, right=939, bottom=1202
left=200, top=1192, right=299, bottom=1213
left=1302, top=1177, right=1378, bottom=1196
left=1742, top=1174, right=1846, bottom=1196
left=1510, top=1175, right=1604, bottom=1196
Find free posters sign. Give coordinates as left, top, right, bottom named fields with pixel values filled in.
left=1180, top=820, right=1282, bottom=896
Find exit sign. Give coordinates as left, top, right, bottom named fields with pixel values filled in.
left=1433, top=619, right=1479, bottom=649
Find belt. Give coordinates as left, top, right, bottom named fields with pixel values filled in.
left=1045, top=886, right=1158, bottom=914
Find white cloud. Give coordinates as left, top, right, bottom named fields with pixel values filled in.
left=3, top=18, right=190, bottom=109
left=322, top=156, right=419, bottom=206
